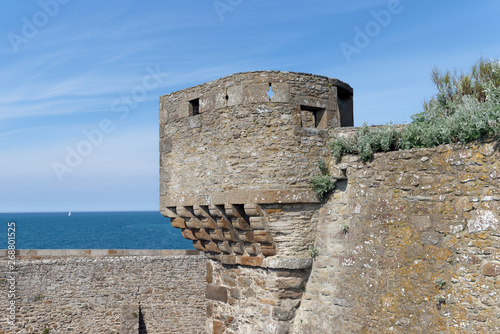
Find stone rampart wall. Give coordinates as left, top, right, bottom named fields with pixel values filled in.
left=294, top=141, right=500, bottom=333
left=0, top=250, right=207, bottom=334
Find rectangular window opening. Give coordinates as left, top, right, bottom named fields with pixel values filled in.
left=300, top=105, right=326, bottom=129
left=189, top=98, right=200, bottom=116
left=337, top=87, right=353, bottom=127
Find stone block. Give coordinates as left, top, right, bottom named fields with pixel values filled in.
left=192, top=240, right=207, bottom=251
left=231, top=287, right=241, bottom=299
left=199, top=94, right=214, bottom=113
left=273, top=290, right=303, bottom=299
left=161, top=207, right=178, bottom=218
left=181, top=229, right=197, bottom=241
left=201, top=218, right=218, bottom=230
left=408, top=215, right=432, bottom=231
left=272, top=306, right=296, bottom=321
left=206, top=262, right=213, bottom=283
left=232, top=242, right=245, bottom=255
left=263, top=257, right=312, bottom=269
left=238, top=231, right=254, bottom=243
left=260, top=244, right=276, bottom=256
left=187, top=114, right=202, bottom=129
left=176, top=206, right=193, bottom=217
left=224, top=229, right=239, bottom=242
left=222, top=273, right=237, bottom=287
left=276, top=278, right=305, bottom=289
left=483, top=262, right=500, bottom=276
left=227, top=85, right=244, bottom=106
left=221, top=255, right=237, bottom=265
left=270, top=83, right=290, bottom=103
left=213, top=320, right=226, bottom=334
left=243, top=83, right=269, bottom=104
left=249, top=217, right=267, bottom=230
left=206, top=284, right=228, bottom=303
left=177, top=102, right=190, bottom=118
left=217, top=218, right=232, bottom=230
left=237, top=256, right=263, bottom=267
left=194, top=228, right=211, bottom=241
left=214, top=91, right=227, bottom=110
left=244, top=203, right=262, bottom=216
left=204, top=241, right=221, bottom=253
left=185, top=217, right=203, bottom=229
left=217, top=241, right=233, bottom=254
left=171, top=217, right=186, bottom=229
left=210, top=228, right=225, bottom=242
left=159, top=136, right=173, bottom=153
left=232, top=218, right=251, bottom=231
left=468, top=210, right=499, bottom=233
left=294, top=95, right=329, bottom=109
left=254, top=231, right=273, bottom=244
left=120, top=303, right=139, bottom=334
left=245, top=244, right=259, bottom=256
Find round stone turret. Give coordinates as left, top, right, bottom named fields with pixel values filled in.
left=159, top=71, right=353, bottom=261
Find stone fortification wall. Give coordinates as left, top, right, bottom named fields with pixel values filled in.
left=0, top=250, right=206, bottom=334
left=158, top=73, right=500, bottom=333
left=294, top=141, right=500, bottom=333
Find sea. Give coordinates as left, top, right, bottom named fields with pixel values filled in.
left=1, top=211, right=193, bottom=249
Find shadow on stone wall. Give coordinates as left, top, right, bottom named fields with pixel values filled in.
left=139, top=305, right=147, bottom=334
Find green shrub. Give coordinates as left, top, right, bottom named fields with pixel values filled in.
left=309, top=245, right=319, bottom=258
left=310, top=158, right=335, bottom=200
left=331, top=57, right=500, bottom=160
left=330, top=123, right=401, bottom=161
left=310, top=174, right=334, bottom=200
left=318, top=158, right=328, bottom=175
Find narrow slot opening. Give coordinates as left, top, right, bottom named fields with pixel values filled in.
left=189, top=98, right=200, bottom=116
left=337, top=87, right=353, bottom=127
left=267, top=83, right=274, bottom=99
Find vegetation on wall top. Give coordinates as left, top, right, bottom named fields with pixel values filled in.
left=331, top=57, right=500, bottom=161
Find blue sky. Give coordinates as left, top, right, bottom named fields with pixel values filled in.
left=1, top=0, right=499, bottom=212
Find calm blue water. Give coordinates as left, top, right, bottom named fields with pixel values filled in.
left=0, top=211, right=193, bottom=249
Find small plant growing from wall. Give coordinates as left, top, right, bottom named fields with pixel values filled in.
left=318, top=158, right=328, bottom=175
left=435, top=295, right=446, bottom=310
left=43, top=328, right=49, bottom=334
left=310, top=158, right=335, bottom=200
left=436, top=278, right=446, bottom=290
left=341, top=223, right=349, bottom=234
left=309, top=245, right=319, bottom=259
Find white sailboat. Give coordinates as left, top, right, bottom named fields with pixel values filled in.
left=68, top=211, right=71, bottom=217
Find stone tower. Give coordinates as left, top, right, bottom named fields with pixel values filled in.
left=159, top=71, right=353, bottom=333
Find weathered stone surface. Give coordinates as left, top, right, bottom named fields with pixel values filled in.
left=263, top=257, right=313, bottom=270
left=237, top=256, right=263, bottom=267
left=294, top=142, right=500, bottom=334
left=468, top=209, right=499, bottom=233
left=0, top=251, right=206, bottom=333
left=483, top=262, right=500, bottom=276
left=206, top=284, right=228, bottom=303
left=171, top=217, right=187, bottom=228
left=273, top=306, right=296, bottom=321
